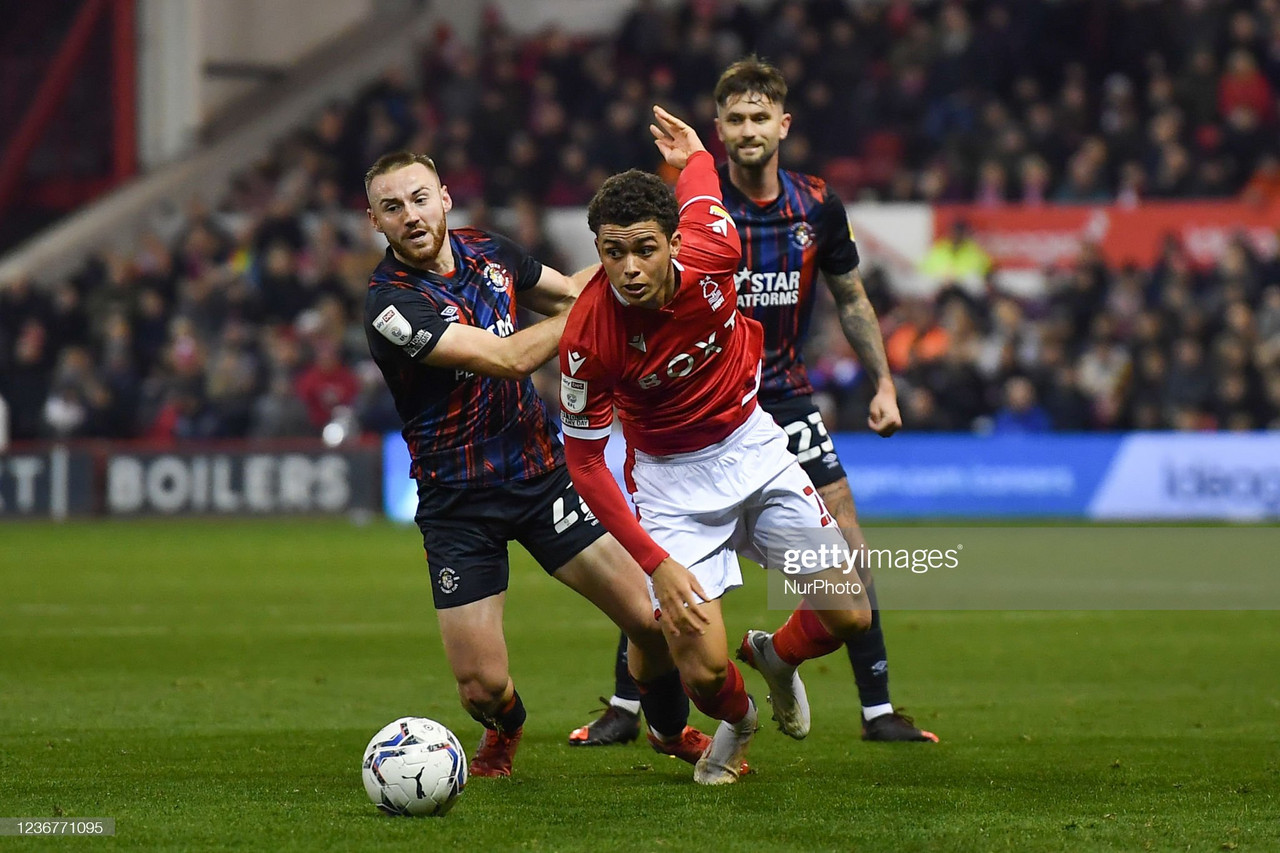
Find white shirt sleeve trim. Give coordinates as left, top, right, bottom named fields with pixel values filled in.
left=562, top=423, right=613, bottom=441
left=679, top=194, right=723, bottom=214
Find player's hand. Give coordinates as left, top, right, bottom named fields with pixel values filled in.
left=650, top=557, right=711, bottom=637
left=650, top=105, right=707, bottom=171
left=868, top=388, right=902, bottom=436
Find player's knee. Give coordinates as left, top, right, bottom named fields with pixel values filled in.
left=821, top=606, right=872, bottom=640
left=849, top=606, right=873, bottom=635
left=456, top=674, right=508, bottom=712
left=620, top=618, right=665, bottom=656
left=678, top=658, right=727, bottom=697
left=617, top=605, right=663, bottom=641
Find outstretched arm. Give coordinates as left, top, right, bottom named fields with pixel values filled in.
left=564, top=433, right=711, bottom=637
left=423, top=313, right=567, bottom=380
left=519, top=263, right=601, bottom=317
left=652, top=104, right=741, bottom=271
left=823, top=268, right=901, bottom=436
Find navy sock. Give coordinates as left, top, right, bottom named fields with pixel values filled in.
left=846, top=578, right=892, bottom=708
left=614, top=630, right=642, bottom=702
left=635, top=668, right=689, bottom=739
left=468, top=689, right=526, bottom=733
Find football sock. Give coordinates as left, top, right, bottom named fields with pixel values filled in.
left=633, top=667, right=688, bottom=739
left=613, top=630, right=642, bottom=702
left=610, top=696, right=641, bottom=715
left=469, top=689, right=527, bottom=733
left=846, top=592, right=892, bottom=708
left=772, top=600, right=843, bottom=666
left=863, top=703, right=895, bottom=722
left=684, top=660, right=749, bottom=724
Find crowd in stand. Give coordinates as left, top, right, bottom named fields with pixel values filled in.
left=3, top=0, right=1280, bottom=444
left=810, top=234, right=1280, bottom=433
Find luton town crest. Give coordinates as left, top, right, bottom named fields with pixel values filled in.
left=483, top=263, right=513, bottom=292
left=790, top=222, right=815, bottom=249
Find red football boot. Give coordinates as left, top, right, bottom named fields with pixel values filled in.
left=648, top=725, right=750, bottom=775
left=469, top=727, right=523, bottom=777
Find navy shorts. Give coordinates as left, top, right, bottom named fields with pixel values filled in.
left=414, top=466, right=605, bottom=609
left=760, top=395, right=848, bottom=490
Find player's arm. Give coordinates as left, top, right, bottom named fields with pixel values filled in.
left=518, top=263, right=602, bottom=317
left=424, top=314, right=567, bottom=380
left=371, top=286, right=564, bottom=380
left=558, top=336, right=711, bottom=636
left=562, top=431, right=711, bottom=636
left=371, top=287, right=566, bottom=380
left=556, top=347, right=668, bottom=573
left=814, top=190, right=900, bottom=436
left=651, top=105, right=742, bottom=272
left=823, top=267, right=901, bottom=436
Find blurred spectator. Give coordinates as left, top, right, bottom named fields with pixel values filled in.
left=1041, top=361, right=1093, bottom=431
left=1164, top=337, right=1215, bottom=413
left=251, top=375, right=314, bottom=438
left=1219, top=48, right=1275, bottom=125
left=3, top=321, right=54, bottom=440
left=973, top=159, right=1009, bottom=207
left=920, top=220, right=992, bottom=298
left=295, top=339, right=360, bottom=430
left=1076, top=316, right=1132, bottom=427
left=900, top=385, right=957, bottom=431
left=353, top=361, right=401, bottom=434
left=1241, top=153, right=1280, bottom=204
left=992, top=375, right=1052, bottom=433
left=885, top=300, right=949, bottom=373
left=1017, top=154, right=1053, bottom=205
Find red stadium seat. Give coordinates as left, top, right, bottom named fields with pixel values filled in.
left=822, top=157, right=865, bottom=198
left=861, top=130, right=905, bottom=188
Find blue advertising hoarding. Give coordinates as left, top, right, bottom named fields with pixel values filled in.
left=384, top=431, right=1280, bottom=522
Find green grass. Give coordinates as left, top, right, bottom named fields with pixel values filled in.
left=1, top=520, right=1277, bottom=851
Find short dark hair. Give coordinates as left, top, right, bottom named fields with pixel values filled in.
left=587, top=170, right=678, bottom=238
left=364, top=151, right=438, bottom=193
left=714, top=55, right=788, bottom=108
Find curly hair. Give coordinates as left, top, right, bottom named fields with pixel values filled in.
left=714, top=55, right=788, bottom=108
left=587, top=169, right=679, bottom=238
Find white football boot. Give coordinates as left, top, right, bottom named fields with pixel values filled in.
left=693, top=696, right=758, bottom=785
left=737, top=630, right=811, bottom=739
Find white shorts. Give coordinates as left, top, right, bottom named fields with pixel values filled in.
left=629, top=405, right=849, bottom=608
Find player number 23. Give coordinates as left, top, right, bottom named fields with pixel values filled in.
left=784, top=413, right=835, bottom=464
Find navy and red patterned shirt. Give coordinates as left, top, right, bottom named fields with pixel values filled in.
left=364, top=229, right=563, bottom=487
left=717, top=163, right=860, bottom=403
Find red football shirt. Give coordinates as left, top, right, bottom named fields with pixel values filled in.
left=560, top=150, right=765, bottom=573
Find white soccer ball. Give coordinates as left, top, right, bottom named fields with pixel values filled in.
left=362, top=717, right=467, bottom=816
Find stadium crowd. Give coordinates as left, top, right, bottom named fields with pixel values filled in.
left=3, top=0, right=1280, bottom=442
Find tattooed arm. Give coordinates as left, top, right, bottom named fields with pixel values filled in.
left=823, top=267, right=902, bottom=436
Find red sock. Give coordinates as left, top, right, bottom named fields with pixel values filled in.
left=772, top=601, right=843, bottom=666
left=683, top=660, right=749, bottom=724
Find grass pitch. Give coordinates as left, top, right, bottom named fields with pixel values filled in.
left=1, top=519, right=1277, bottom=851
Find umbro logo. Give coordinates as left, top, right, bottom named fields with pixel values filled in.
left=629, top=334, right=646, bottom=352
left=566, top=350, right=586, bottom=375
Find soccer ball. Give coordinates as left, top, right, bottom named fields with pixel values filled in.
left=362, top=717, right=467, bottom=816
